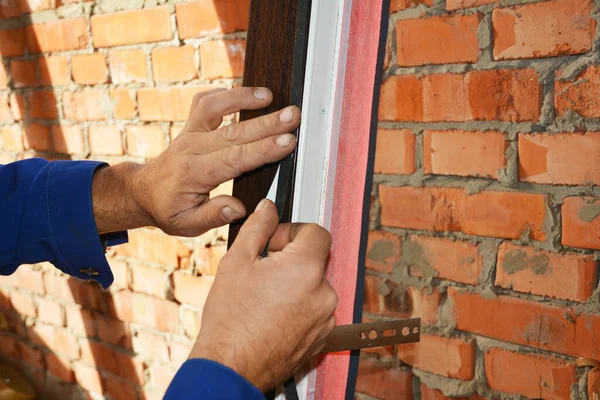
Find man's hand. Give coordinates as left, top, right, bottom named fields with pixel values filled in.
left=189, top=200, right=338, bottom=392
left=92, top=87, right=300, bottom=236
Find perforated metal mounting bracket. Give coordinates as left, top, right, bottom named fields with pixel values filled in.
left=320, top=318, right=421, bottom=354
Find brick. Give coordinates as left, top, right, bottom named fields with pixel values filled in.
left=28, top=91, right=59, bottom=120
left=97, top=316, right=132, bottom=349
left=0, top=333, right=20, bottom=360
left=173, top=272, right=213, bottom=308
left=91, top=7, right=172, bottom=47
left=182, top=308, right=202, bottom=338
left=4, top=266, right=45, bottom=294
left=63, top=90, right=110, bottom=121
left=81, top=341, right=144, bottom=384
left=397, top=334, right=475, bottom=380
left=116, top=229, right=190, bottom=266
left=363, top=276, right=441, bottom=324
left=590, top=368, right=600, bottom=399
left=23, top=124, right=51, bottom=151
left=149, top=363, right=178, bottom=391
left=126, top=125, right=165, bottom=158
left=379, top=69, right=541, bottom=122
left=496, top=243, right=597, bottom=302
left=110, top=88, right=136, bottom=119
left=109, top=291, right=181, bottom=333
left=380, top=186, right=547, bottom=240
left=39, top=56, right=70, bottom=86
left=89, top=126, right=123, bottom=156
left=29, top=324, right=79, bottom=360
left=133, top=330, right=169, bottom=362
left=1, top=126, right=23, bottom=152
left=170, top=125, right=184, bottom=142
left=449, top=288, right=600, bottom=359
left=519, top=132, right=600, bottom=185
left=0, top=63, right=7, bottom=89
left=66, top=306, right=97, bottom=337
left=11, top=291, right=36, bottom=317
left=138, top=86, right=214, bottom=121
left=0, top=96, right=14, bottom=123
left=1, top=0, right=56, bottom=17
left=11, top=60, right=37, bottom=88
left=106, top=375, right=138, bottom=400
left=131, top=264, right=168, bottom=298
left=493, top=0, right=595, bottom=61
left=200, top=40, right=245, bottom=79
left=366, top=230, right=401, bottom=273
left=407, top=236, right=483, bottom=285
left=0, top=28, right=26, bottom=57
left=170, top=340, right=192, bottom=364
left=374, top=129, right=415, bottom=175
left=424, top=130, right=507, bottom=178
left=44, top=274, right=105, bottom=311
left=447, top=0, right=496, bottom=10
left=72, top=53, right=108, bottom=85
left=195, top=244, right=226, bottom=276
left=384, top=36, right=391, bottom=70
left=52, top=125, right=85, bottom=155
left=391, top=0, right=433, bottom=12
left=26, top=19, right=88, bottom=53
left=176, top=0, right=250, bottom=39
left=109, top=49, right=147, bottom=84
left=37, top=298, right=64, bottom=326
left=396, top=14, right=480, bottom=66
left=485, top=348, right=576, bottom=399
left=46, top=353, right=74, bottom=382
left=562, top=197, right=600, bottom=250
left=556, top=66, right=600, bottom=118
left=421, top=384, right=485, bottom=400
left=152, top=46, right=197, bottom=82
left=74, top=362, right=104, bottom=394
left=19, top=342, right=44, bottom=369
left=9, top=93, right=23, bottom=121
left=107, top=259, right=129, bottom=289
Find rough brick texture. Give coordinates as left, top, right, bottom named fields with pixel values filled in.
left=1, top=1, right=600, bottom=399
left=0, top=1, right=247, bottom=398
left=362, top=0, right=600, bottom=398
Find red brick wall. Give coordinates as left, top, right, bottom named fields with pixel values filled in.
left=2, top=0, right=599, bottom=399
left=358, top=0, right=600, bottom=399
left=0, top=1, right=247, bottom=398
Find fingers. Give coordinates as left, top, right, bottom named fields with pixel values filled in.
left=169, top=195, right=246, bottom=237
left=190, top=106, right=301, bottom=155
left=267, top=223, right=304, bottom=252
left=283, top=223, right=332, bottom=266
left=184, top=87, right=274, bottom=132
left=229, top=200, right=280, bottom=261
left=197, top=133, right=297, bottom=186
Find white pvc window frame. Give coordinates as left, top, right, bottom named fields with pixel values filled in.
left=266, top=0, right=353, bottom=398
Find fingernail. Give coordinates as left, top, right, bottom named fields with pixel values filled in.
left=221, top=206, right=241, bottom=222
left=255, top=199, right=267, bottom=212
left=279, top=107, right=294, bottom=123
left=276, top=134, right=294, bottom=147
left=254, top=88, right=270, bottom=100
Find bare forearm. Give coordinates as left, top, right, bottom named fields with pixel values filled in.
left=92, top=162, right=154, bottom=234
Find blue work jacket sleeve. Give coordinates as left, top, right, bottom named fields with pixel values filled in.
left=165, top=359, right=265, bottom=399
left=0, top=159, right=127, bottom=289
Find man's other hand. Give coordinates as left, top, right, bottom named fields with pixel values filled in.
left=92, top=87, right=299, bottom=236
left=188, top=200, right=338, bottom=392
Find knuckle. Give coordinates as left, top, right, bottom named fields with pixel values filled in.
left=222, top=124, right=239, bottom=142
left=223, top=145, right=244, bottom=170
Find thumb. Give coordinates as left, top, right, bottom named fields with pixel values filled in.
left=185, top=195, right=246, bottom=235
left=229, top=199, right=280, bottom=260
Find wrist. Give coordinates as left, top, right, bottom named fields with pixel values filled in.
left=92, top=162, right=155, bottom=234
